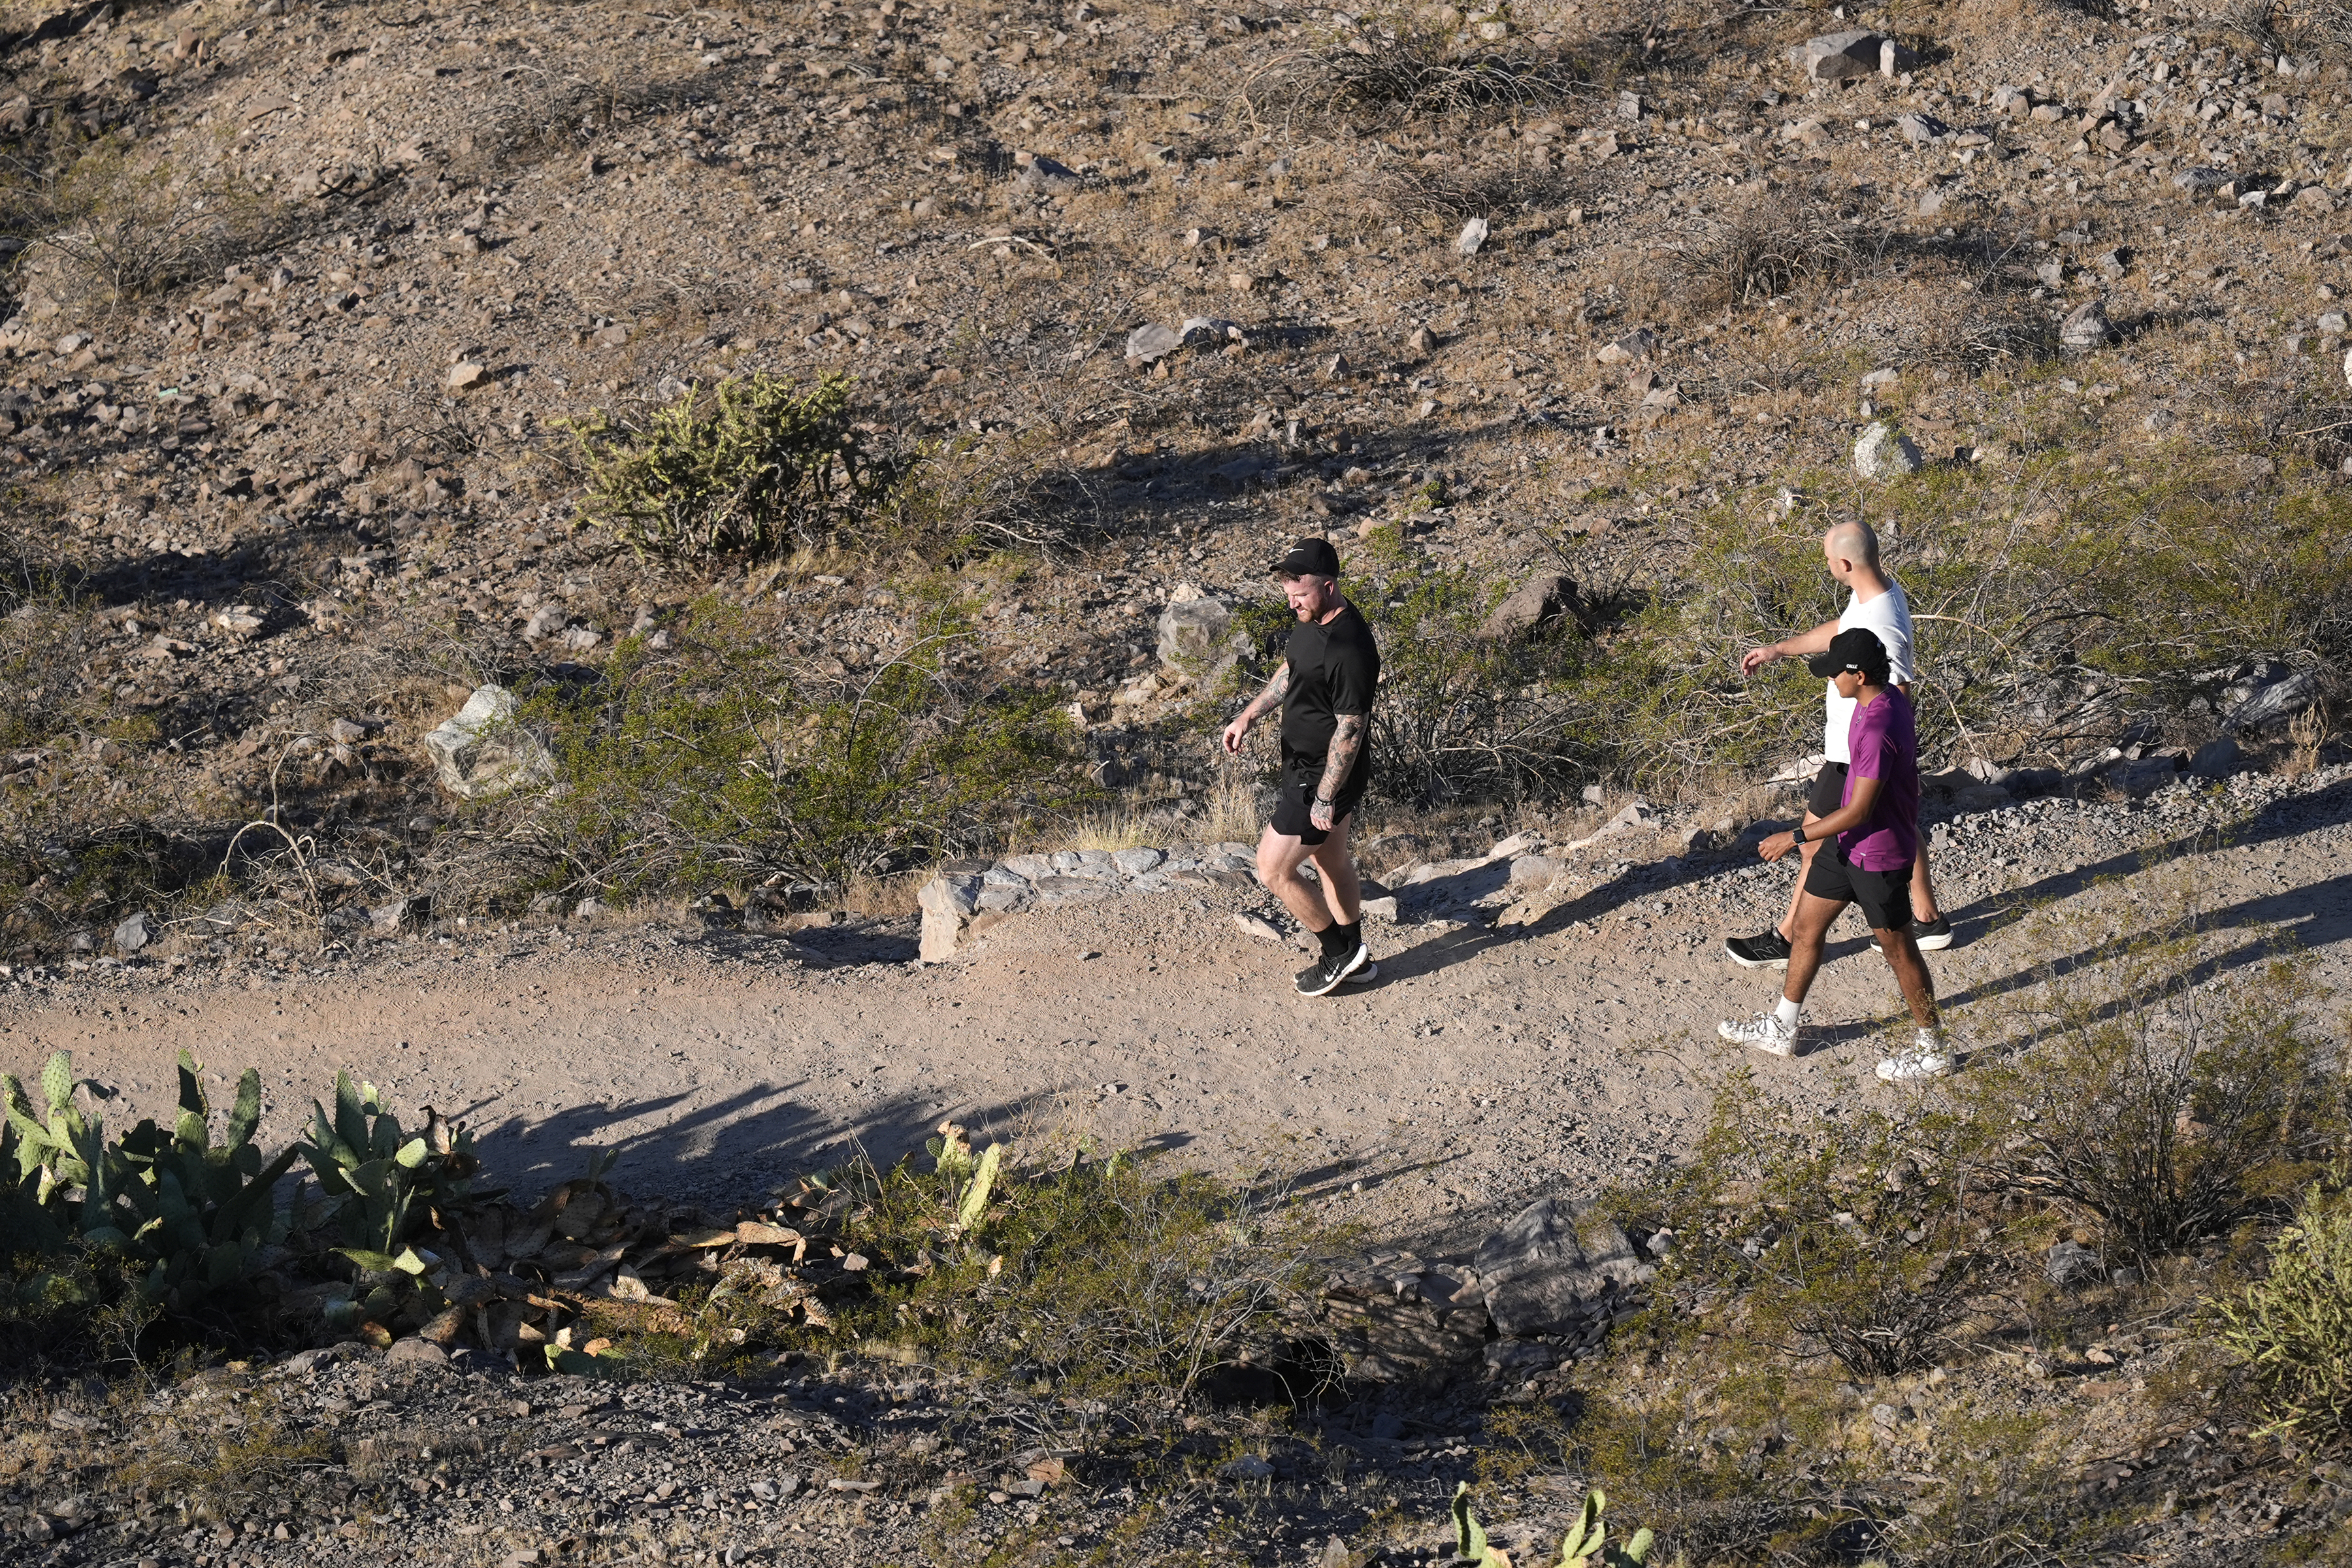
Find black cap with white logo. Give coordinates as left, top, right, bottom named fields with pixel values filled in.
left=1269, top=537, right=1341, bottom=580
left=1806, top=627, right=1892, bottom=683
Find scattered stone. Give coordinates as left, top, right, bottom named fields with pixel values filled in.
left=2044, top=1240, right=2104, bottom=1287
left=1017, top=154, right=1082, bottom=192
left=1217, top=1455, right=1275, bottom=1483
left=1234, top=912, right=1283, bottom=941
left=423, top=686, right=557, bottom=800
left=370, top=895, right=427, bottom=933
left=1852, top=422, right=1923, bottom=480
left=1157, top=591, right=1245, bottom=685
left=1594, top=329, right=1659, bottom=365
left=1792, top=29, right=1891, bottom=82
left=1896, top=112, right=1951, bottom=146
left=1477, top=572, right=1578, bottom=641
left=1455, top=216, right=1489, bottom=256
left=112, top=911, right=153, bottom=954
left=386, top=1337, right=449, bottom=1369
left=2059, top=299, right=2114, bottom=352
left=446, top=361, right=485, bottom=391
left=1124, top=322, right=1182, bottom=363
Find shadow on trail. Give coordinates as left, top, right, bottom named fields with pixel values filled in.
left=465, top=1080, right=1041, bottom=1205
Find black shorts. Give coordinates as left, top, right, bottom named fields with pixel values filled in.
left=1272, top=750, right=1369, bottom=846
left=1806, top=760, right=1850, bottom=820
left=1805, top=845, right=1915, bottom=932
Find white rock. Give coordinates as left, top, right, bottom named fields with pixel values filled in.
left=422, top=685, right=555, bottom=800
left=1124, top=322, right=1182, bottom=362
left=1455, top=216, right=1489, bottom=255
left=1852, top=421, right=1924, bottom=480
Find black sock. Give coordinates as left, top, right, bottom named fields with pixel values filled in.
left=1316, top=922, right=1352, bottom=960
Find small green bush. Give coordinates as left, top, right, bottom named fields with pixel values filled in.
left=1959, top=939, right=2338, bottom=1264
left=2218, top=1183, right=2352, bottom=1445
left=502, top=594, right=1089, bottom=893
left=559, top=372, right=911, bottom=558
left=1638, top=1071, right=1985, bottom=1380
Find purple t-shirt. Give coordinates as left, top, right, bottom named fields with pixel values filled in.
left=1839, top=687, right=1919, bottom=872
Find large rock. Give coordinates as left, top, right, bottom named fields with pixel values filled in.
left=2059, top=299, right=2114, bottom=353
left=2189, top=735, right=2244, bottom=778
left=1156, top=590, right=1247, bottom=687
left=2224, top=668, right=2317, bottom=732
left=1791, top=29, right=1886, bottom=82
left=112, top=911, right=153, bottom=954
left=917, top=873, right=983, bottom=962
left=1320, top=1260, right=1491, bottom=1383
left=423, top=685, right=555, bottom=800
left=1473, top=1197, right=1650, bottom=1337
left=1477, top=572, right=1579, bottom=641
left=1853, top=422, right=1924, bottom=480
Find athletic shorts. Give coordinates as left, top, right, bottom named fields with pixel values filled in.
left=1271, top=749, right=1370, bottom=847
left=1806, top=760, right=1850, bottom=820
left=1805, top=845, right=1915, bottom=933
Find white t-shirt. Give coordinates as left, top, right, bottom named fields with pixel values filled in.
left=1823, top=576, right=1916, bottom=765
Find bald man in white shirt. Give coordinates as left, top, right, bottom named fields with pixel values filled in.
left=1723, top=521, right=1953, bottom=970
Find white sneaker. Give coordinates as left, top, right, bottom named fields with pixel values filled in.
left=1876, top=1035, right=1954, bottom=1081
left=1718, top=1011, right=1800, bottom=1057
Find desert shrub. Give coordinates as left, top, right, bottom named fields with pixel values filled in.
left=1373, top=164, right=1578, bottom=225
left=1301, top=10, right=1578, bottom=118
left=1637, top=1071, right=1987, bottom=1380
left=559, top=372, right=913, bottom=559
left=497, top=595, right=1088, bottom=895
left=1959, top=924, right=2340, bottom=1265
left=2217, top=1183, right=2352, bottom=1446
left=1681, top=188, right=1880, bottom=308
left=1598, top=456, right=2352, bottom=787
left=14, top=133, right=276, bottom=306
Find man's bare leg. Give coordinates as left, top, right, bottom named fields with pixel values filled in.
left=1781, top=890, right=1844, bottom=1004
left=1776, top=810, right=1829, bottom=943
left=1911, top=840, right=1944, bottom=924
left=1874, top=925, right=1941, bottom=1028
left=1257, top=825, right=1335, bottom=932
left=1306, top=816, right=1361, bottom=926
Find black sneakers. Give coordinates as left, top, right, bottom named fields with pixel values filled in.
left=1724, top=930, right=1793, bottom=970
left=1296, top=944, right=1371, bottom=996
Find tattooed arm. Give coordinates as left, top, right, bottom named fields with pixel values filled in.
left=1221, top=662, right=1289, bottom=755
left=1311, top=713, right=1365, bottom=830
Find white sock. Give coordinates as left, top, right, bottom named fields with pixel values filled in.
left=1774, top=997, right=1801, bottom=1028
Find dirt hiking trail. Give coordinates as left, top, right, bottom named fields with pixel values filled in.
left=7, top=768, right=2351, bottom=1228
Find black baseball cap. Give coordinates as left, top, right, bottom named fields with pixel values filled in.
left=1269, top=537, right=1341, bottom=580
left=1808, top=627, right=1891, bottom=681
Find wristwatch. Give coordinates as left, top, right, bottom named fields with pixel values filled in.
left=1792, top=824, right=1806, bottom=845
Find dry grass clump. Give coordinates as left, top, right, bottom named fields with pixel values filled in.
left=1892, top=288, right=2060, bottom=371
left=1373, top=163, right=1578, bottom=225
left=1680, top=187, right=1882, bottom=308
left=1290, top=12, right=1584, bottom=120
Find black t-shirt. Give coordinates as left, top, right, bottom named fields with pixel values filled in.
left=1281, top=600, right=1380, bottom=762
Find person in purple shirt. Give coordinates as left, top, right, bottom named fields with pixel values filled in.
left=1718, top=627, right=1952, bottom=1081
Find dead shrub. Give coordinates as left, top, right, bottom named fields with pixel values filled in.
left=15, top=135, right=278, bottom=308
left=1293, top=12, right=1583, bottom=120
left=1681, top=188, right=1880, bottom=308
left=1373, top=163, right=1578, bottom=225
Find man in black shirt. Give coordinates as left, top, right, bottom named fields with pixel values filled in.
left=1220, top=538, right=1381, bottom=996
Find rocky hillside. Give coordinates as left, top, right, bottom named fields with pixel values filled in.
left=0, top=0, right=2345, bottom=934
